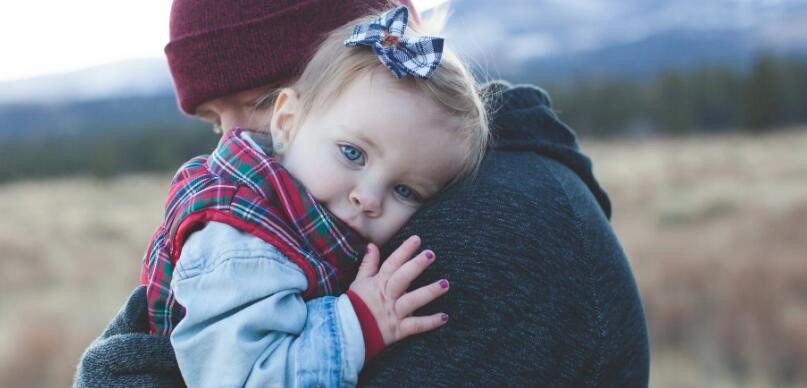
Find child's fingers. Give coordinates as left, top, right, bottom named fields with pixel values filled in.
left=378, top=235, right=421, bottom=277
left=387, top=249, right=436, bottom=298
left=395, top=278, right=449, bottom=317
left=355, top=243, right=380, bottom=280
left=399, top=313, right=449, bottom=338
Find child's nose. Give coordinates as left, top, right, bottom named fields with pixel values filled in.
left=349, top=188, right=382, bottom=217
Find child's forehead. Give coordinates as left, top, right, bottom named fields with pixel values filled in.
left=330, top=72, right=456, bottom=130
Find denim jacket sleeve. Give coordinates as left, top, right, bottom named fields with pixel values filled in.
left=170, top=221, right=365, bottom=388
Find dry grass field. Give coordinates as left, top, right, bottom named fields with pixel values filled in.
left=1, top=130, right=806, bottom=387
left=585, top=129, right=807, bottom=387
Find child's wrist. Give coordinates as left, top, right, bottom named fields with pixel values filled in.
left=346, top=290, right=385, bottom=362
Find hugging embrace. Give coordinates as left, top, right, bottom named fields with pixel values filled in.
left=75, top=1, right=649, bottom=387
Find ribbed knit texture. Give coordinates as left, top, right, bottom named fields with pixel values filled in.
left=165, top=0, right=391, bottom=114
left=347, top=290, right=387, bottom=362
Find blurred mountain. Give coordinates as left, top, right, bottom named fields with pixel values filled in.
left=0, top=59, right=173, bottom=105
left=0, top=59, right=197, bottom=142
left=521, top=29, right=759, bottom=82
left=444, top=0, right=807, bottom=81
left=0, top=95, right=201, bottom=142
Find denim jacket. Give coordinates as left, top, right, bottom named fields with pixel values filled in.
left=171, top=221, right=365, bottom=387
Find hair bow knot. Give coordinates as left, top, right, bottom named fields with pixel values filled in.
left=344, top=6, right=444, bottom=80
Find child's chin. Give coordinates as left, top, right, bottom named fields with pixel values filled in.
left=362, top=233, right=380, bottom=246
left=370, top=235, right=393, bottom=247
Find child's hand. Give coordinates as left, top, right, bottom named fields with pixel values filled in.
left=348, top=235, right=450, bottom=346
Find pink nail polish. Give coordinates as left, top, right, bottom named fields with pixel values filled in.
left=441, top=314, right=449, bottom=322
left=424, top=250, right=435, bottom=260
left=439, top=279, right=449, bottom=289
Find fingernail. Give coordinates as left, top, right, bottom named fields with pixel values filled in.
left=424, top=250, right=435, bottom=260
left=441, top=313, right=449, bottom=322
left=439, top=279, right=449, bottom=289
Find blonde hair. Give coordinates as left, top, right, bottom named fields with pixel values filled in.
left=264, top=8, right=489, bottom=185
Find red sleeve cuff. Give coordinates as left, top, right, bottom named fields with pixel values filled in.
left=346, top=290, right=385, bottom=362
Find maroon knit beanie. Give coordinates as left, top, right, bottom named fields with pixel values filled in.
left=165, top=0, right=403, bottom=115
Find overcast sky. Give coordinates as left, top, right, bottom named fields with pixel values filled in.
left=0, top=0, right=447, bottom=82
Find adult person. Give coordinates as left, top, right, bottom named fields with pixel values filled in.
left=75, top=1, right=649, bottom=386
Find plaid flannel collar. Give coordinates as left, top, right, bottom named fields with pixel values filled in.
left=207, top=128, right=367, bottom=266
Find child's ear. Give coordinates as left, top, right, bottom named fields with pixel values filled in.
left=270, top=88, right=299, bottom=149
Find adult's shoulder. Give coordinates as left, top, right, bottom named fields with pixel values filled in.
left=481, top=79, right=612, bottom=218
left=74, top=285, right=183, bottom=387
left=360, top=81, right=648, bottom=386
left=360, top=149, right=648, bottom=386
left=481, top=80, right=553, bottom=109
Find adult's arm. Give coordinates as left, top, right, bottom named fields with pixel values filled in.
left=73, top=285, right=184, bottom=388
left=359, top=152, right=649, bottom=387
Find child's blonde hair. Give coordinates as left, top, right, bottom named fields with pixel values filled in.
left=266, top=8, right=489, bottom=185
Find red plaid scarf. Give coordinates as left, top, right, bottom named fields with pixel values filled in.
left=140, top=128, right=367, bottom=336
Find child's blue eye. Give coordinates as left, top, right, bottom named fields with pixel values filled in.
left=394, top=185, right=418, bottom=201
left=340, top=144, right=365, bottom=165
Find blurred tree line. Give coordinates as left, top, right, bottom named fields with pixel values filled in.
left=0, top=54, right=805, bottom=183
left=545, top=54, right=807, bottom=136
left=0, top=125, right=218, bottom=183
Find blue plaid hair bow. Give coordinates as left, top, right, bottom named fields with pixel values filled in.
left=344, top=6, right=444, bottom=80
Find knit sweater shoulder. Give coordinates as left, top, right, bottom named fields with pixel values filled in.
left=358, top=81, right=649, bottom=386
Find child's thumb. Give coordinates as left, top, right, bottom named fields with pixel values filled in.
left=355, top=243, right=380, bottom=279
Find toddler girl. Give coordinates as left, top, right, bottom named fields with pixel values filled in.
left=140, top=6, right=488, bottom=386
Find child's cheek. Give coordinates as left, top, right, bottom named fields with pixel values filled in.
left=305, top=164, right=348, bottom=202
left=378, top=206, right=418, bottom=243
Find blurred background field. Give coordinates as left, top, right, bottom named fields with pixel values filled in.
left=586, top=129, right=807, bottom=387
left=1, top=130, right=806, bottom=387
left=2, top=0, right=807, bottom=387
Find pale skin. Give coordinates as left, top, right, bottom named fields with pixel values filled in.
left=195, top=84, right=276, bottom=133
left=195, top=72, right=463, bottom=346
